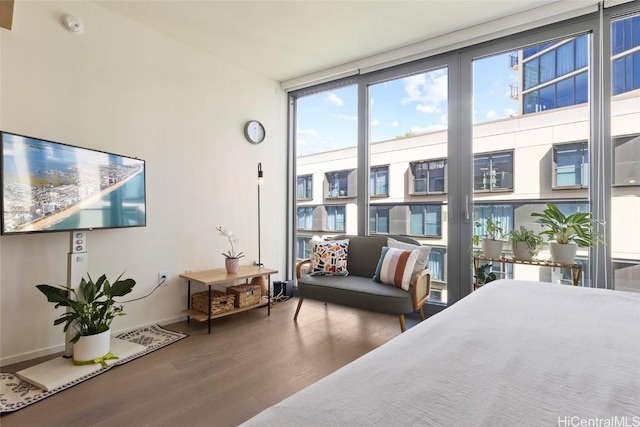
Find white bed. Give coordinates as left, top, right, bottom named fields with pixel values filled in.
left=242, top=279, right=640, bottom=426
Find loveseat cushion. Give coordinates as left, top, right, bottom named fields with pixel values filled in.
left=297, top=274, right=413, bottom=315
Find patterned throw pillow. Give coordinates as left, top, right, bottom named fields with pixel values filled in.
left=310, top=239, right=350, bottom=276
left=373, top=246, right=419, bottom=291
left=387, top=238, right=431, bottom=278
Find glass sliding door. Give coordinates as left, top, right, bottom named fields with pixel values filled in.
left=472, top=32, right=592, bottom=287
left=610, top=12, right=640, bottom=293
left=368, top=67, right=450, bottom=304
left=294, top=83, right=358, bottom=260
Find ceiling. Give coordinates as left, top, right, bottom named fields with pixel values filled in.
left=95, top=0, right=592, bottom=84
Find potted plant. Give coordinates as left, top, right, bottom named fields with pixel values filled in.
left=36, top=273, right=136, bottom=364
left=507, top=225, right=543, bottom=261
left=217, top=226, right=245, bottom=273
left=475, top=217, right=505, bottom=259
left=531, top=202, right=601, bottom=264
left=475, top=263, right=497, bottom=288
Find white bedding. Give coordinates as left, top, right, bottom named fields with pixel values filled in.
left=242, top=280, right=640, bottom=426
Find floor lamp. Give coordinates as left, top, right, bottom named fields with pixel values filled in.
left=253, top=162, right=267, bottom=295
left=257, top=162, right=264, bottom=267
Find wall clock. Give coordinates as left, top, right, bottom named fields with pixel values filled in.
left=244, top=120, right=265, bottom=144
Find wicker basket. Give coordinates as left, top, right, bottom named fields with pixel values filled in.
left=191, top=290, right=235, bottom=315
left=227, top=284, right=262, bottom=308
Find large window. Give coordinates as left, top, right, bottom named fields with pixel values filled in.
left=326, top=205, right=345, bottom=231
left=297, top=207, right=313, bottom=230
left=613, top=134, right=640, bottom=186
left=553, top=142, right=588, bottom=188
left=369, top=206, right=389, bottom=233
left=411, top=160, right=446, bottom=194
left=410, top=204, right=441, bottom=237
left=370, top=166, right=388, bottom=197
left=296, top=175, right=313, bottom=200
left=473, top=151, right=514, bottom=192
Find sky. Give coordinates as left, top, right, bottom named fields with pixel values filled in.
left=296, top=52, right=519, bottom=156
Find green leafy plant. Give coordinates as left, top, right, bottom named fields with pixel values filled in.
left=531, top=202, right=601, bottom=247
left=508, top=226, right=543, bottom=254
left=475, top=263, right=497, bottom=286
left=36, top=273, right=136, bottom=344
left=474, top=217, right=505, bottom=241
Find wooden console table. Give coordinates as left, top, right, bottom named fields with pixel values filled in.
left=473, top=255, right=582, bottom=289
left=179, top=265, right=278, bottom=334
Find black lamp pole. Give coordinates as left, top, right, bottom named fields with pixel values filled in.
left=257, top=162, right=263, bottom=267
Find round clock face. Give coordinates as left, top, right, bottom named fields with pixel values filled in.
left=244, top=120, right=265, bottom=144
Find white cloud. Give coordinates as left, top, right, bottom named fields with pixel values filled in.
left=504, top=108, right=517, bottom=117
left=401, top=70, right=448, bottom=115
left=389, top=120, right=399, bottom=127
left=486, top=110, right=497, bottom=119
left=297, top=128, right=319, bottom=138
left=332, top=114, right=357, bottom=121
left=327, top=93, right=344, bottom=106
left=371, top=119, right=381, bottom=126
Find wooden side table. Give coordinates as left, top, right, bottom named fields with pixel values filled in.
left=179, top=265, right=278, bottom=334
left=473, top=255, right=582, bottom=289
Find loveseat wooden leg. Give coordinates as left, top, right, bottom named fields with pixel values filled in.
left=294, top=297, right=304, bottom=320
left=419, top=306, right=425, bottom=321
left=399, top=315, right=406, bottom=332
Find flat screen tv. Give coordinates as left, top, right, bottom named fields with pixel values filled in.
left=1, top=131, right=146, bottom=235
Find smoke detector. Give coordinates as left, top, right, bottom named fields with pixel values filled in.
left=61, top=14, right=84, bottom=34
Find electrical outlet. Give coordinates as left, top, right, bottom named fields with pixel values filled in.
left=158, top=271, right=169, bottom=287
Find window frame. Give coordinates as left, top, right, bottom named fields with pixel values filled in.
left=326, top=169, right=354, bottom=199
left=370, top=165, right=389, bottom=197
left=296, top=174, right=313, bottom=201
left=326, top=205, right=346, bottom=232
left=410, top=159, right=447, bottom=195
left=409, top=203, right=442, bottom=237
left=613, top=133, right=640, bottom=187
left=552, top=141, right=589, bottom=189
left=296, top=206, right=314, bottom=230
left=473, top=150, right=515, bottom=193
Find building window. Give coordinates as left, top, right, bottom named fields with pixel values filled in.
left=296, top=175, right=313, bottom=200
left=410, top=159, right=446, bottom=194
left=410, top=205, right=441, bottom=237
left=612, top=15, right=640, bottom=56
left=326, top=170, right=353, bottom=198
left=613, top=134, right=640, bottom=186
left=473, top=204, right=514, bottom=238
left=523, top=71, right=588, bottom=113
left=612, top=51, right=640, bottom=95
left=370, top=166, right=388, bottom=197
left=473, top=151, right=514, bottom=192
left=523, top=35, right=589, bottom=91
left=369, top=206, right=389, bottom=233
left=428, top=247, right=446, bottom=282
left=553, top=142, right=589, bottom=188
left=326, top=205, right=345, bottom=231
left=296, top=236, right=312, bottom=260
left=297, top=207, right=313, bottom=230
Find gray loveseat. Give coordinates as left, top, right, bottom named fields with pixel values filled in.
left=294, top=234, right=431, bottom=332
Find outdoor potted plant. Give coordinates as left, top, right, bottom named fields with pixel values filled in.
left=507, top=225, right=544, bottom=261
left=36, top=273, right=136, bottom=365
left=475, top=217, right=505, bottom=259
left=531, top=202, right=601, bottom=264
left=217, top=226, right=245, bottom=274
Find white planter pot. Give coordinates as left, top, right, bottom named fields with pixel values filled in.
left=513, top=242, right=536, bottom=261
left=73, top=329, right=111, bottom=363
left=481, top=239, right=504, bottom=259
left=549, top=241, right=578, bottom=265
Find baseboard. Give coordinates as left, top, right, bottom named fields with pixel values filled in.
left=0, top=315, right=187, bottom=367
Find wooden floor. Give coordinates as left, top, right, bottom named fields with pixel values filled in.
left=1, top=298, right=418, bottom=426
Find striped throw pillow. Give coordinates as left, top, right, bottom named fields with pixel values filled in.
left=373, top=247, right=419, bottom=291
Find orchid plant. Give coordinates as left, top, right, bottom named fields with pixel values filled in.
left=216, top=226, right=245, bottom=259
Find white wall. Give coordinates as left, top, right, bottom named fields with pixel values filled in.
left=0, top=1, right=288, bottom=365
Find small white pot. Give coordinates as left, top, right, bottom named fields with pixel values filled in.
left=73, top=329, right=111, bottom=363
left=513, top=242, right=536, bottom=261
left=549, top=241, right=578, bottom=265
left=481, top=239, right=504, bottom=259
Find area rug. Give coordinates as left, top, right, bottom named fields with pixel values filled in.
left=0, top=325, right=188, bottom=413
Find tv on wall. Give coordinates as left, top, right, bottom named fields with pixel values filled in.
left=1, top=131, right=146, bottom=235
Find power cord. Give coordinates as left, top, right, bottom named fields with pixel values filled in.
left=121, top=276, right=167, bottom=304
